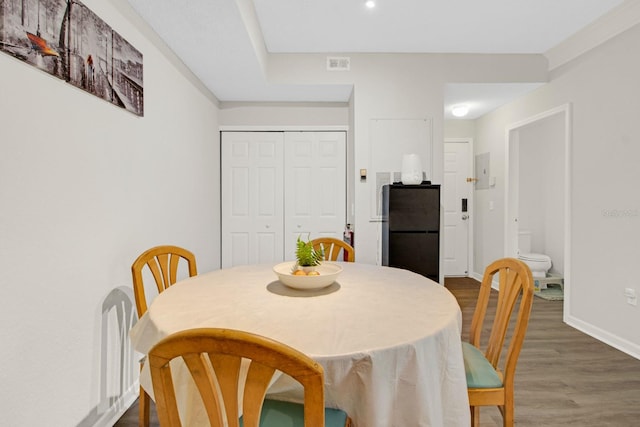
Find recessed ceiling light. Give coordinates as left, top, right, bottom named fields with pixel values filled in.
left=365, top=0, right=376, bottom=9
left=451, top=104, right=470, bottom=118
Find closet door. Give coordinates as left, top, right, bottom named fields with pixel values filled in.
left=283, top=132, right=346, bottom=260
left=221, top=132, right=284, bottom=267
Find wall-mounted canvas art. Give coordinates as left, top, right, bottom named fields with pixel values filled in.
left=1, top=0, right=144, bottom=116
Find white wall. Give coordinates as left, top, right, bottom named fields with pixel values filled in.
left=444, top=120, right=476, bottom=140
left=0, top=0, right=221, bottom=425
left=474, top=23, right=640, bottom=357
left=219, top=102, right=349, bottom=127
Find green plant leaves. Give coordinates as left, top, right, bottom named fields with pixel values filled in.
left=295, top=235, right=323, bottom=267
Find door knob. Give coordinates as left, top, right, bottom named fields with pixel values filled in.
left=462, top=214, right=469, bottom=220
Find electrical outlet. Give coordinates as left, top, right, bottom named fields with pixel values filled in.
left=624, top=288, right=637, bottom=306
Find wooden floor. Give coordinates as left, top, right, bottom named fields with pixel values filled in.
left=115, top=277, right=640, bottom=426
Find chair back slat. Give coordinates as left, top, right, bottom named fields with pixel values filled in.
left=210, top=354, right=243, bottom=427
left=146, top=257, right=167, bottom=293
left=183, top=353, right=226, bottom=426
left=152, top=355, right=182, bottom=426
left=242, top=362, right=277, bottom=426
left=169, top=253, right=182, bottom=286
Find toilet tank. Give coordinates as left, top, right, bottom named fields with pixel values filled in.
left=518, top=231, right=532, bottom=254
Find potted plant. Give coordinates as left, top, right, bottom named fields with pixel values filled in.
left=293, top=235, right=323, bottom=275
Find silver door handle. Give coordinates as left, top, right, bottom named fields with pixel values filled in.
left=462, top=214, right=469, bottom=220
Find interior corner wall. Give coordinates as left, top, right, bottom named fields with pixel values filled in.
left=473, top=23, right=640, bottom=357
left=0, top=1, right=221, bottom=425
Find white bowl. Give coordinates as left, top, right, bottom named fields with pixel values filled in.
left=273, top=261, right=343, bottom=290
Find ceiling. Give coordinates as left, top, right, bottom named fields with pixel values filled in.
left=125, top=0, right=624, bottom=119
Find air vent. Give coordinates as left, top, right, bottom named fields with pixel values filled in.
left=326, top=56, right=350, bottom=71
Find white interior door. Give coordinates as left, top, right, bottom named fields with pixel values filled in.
left=284, top=132, right=346, bottom=260
left=221, top=132, right=284, bottom=267
left=443, top=140, right=472, bottom=276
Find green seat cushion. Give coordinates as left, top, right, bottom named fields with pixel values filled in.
left=239, top=399, right=349, bottom=427
left=462, top=341, right=503, bottom=389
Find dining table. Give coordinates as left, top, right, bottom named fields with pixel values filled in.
left=129, top=261, right=471, bottom=427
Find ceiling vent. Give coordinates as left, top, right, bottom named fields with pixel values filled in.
left=326, top=56, right=351, bottom=71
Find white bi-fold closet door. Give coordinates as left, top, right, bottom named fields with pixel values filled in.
left=221, top=131, right=346, bottom=268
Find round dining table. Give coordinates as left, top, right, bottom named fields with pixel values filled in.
left=129, top=262, right=470, bottom=427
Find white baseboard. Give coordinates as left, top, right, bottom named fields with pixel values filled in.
left=77, top=382, right=139, bottom=427
left=469, top=271, right=640, bottom=361
left=470, top=271, right=483, bottom=283
left=564, top=314, right=640, bottom=361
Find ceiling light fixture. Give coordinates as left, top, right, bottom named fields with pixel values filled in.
left=365, top=0, right=376, bottom=9
left=451, top=104, right=470, bottom=118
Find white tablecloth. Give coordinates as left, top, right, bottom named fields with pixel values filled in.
left=130, top=263, right=470, bottom=427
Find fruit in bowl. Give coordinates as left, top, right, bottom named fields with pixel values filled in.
left=292, top=269, right=320, bottom=276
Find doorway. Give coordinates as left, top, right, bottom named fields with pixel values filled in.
left=443, top=138, right=473, bottom=277
left=505, top=104, right=571, bottom=316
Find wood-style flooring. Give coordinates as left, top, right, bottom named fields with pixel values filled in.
left=114, top=276, right=640, bottom=426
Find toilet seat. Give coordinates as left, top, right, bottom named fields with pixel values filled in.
left=517, top=253, right=552, bottom=278
left=518, top=253, right=551, bottom=263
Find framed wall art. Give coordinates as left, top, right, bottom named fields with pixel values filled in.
left=1, top=0, right=144, bottom=116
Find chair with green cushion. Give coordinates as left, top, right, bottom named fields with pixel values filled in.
left=148, top=327, right=352, bottom=427
left=464, top=258, right=534, bottom=427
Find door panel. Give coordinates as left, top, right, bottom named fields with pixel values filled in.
left=230, top=233, right=250, bottom=266
left=443, top=141, right=471, bottom=276
left=284, top=132, right=346, bottom=260
left=222, top=132, right=284, bottom=267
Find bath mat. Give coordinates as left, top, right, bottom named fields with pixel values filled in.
left=534, top=283, right=564, bottom=301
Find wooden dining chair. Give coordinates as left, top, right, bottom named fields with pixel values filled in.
left=311, top=237, right=355, bottom=262
left=463, top=257, right=534, bottom=427
left=131, top=245, right=198, bottom=427
left=148, top=328, right=352, bottom=427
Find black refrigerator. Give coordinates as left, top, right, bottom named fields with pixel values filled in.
left=381, top=182, right=440, bottom=282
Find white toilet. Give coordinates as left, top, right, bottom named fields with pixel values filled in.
left=517, top=231, right=552, bottom=278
